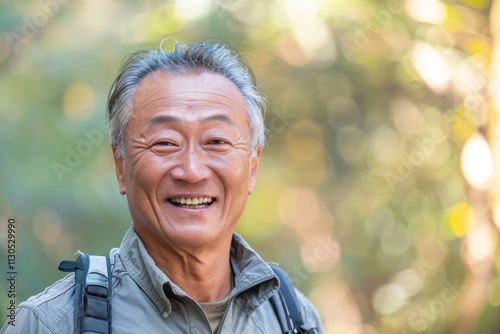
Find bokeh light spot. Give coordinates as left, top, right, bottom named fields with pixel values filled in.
left=393, top=269, right=424, bottom=297
left=448, top=201, right=475, bottom=237
left=63, top=81, right=95, bottom=119
left=461, top=133, right=493, bottom=191
left=461, top=224, right=498, bottom=266
left=278, top=187, right=320, bottom=231
left=412, top=42, right=451, bottom=94
left=373, top=283, right=407, bottom=314
left=405, top=0, right=447, bottom=24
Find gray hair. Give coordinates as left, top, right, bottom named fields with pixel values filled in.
left=107, top=41, right=267, bottom=158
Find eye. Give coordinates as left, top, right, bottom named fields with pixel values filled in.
left=156, top=141, right=175, bottom=146
left=150, top=140, right=179, bottom=154
left=207, top=139, right=228, bottom=145
left=205, top=138, right=231, bottom=152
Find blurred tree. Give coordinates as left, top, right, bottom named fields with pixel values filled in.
left=450, top=1, right=500, bottom=333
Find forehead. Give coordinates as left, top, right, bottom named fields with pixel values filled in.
left=131, top=70, right=248, bottom=124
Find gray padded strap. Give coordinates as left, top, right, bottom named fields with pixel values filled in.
left=87, top=255, right=108, bottom=277
left=82, top=255, right=111, bottom=334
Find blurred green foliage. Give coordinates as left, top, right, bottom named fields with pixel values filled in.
left=1, top=0, right=498, bottom=332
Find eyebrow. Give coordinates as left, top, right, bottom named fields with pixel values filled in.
left=201, top=114, right=236, bottom=126
left=148, top=115, right=181, bottom=126
left=148, top=114, right=236, bottom=127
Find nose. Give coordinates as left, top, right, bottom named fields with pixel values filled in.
left=170, top=146, right=211, bottom=183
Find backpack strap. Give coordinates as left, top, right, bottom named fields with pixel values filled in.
left=59, top=254, right=112, bottom=334
left=270, top=265, right=320, bottom=334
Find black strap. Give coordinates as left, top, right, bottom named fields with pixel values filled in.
left=271, top=266, right=320, bottom=334
left=59, top=254, right=112, bottom=334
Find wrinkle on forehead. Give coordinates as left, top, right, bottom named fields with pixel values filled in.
left=129, top=71, right=249, bottom=133
left=132, top=71, right=246, bottom=114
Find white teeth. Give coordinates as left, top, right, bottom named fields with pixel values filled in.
left=169, top=197, right=214, bottom=205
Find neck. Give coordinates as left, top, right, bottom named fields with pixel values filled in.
left=139, top=231, right=234, bottom=303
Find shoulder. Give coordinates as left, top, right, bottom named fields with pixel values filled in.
left=4, top=274, right=76, bottom=333
left=294, top=288, right=325, bottom=334
left=23, top=273, right=75, bottom=307
left=270, top=264, right=324, bottom=333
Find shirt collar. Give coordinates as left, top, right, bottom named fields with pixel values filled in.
left=119, top=225, right=279, bottom=316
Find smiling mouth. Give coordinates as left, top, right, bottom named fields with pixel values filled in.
left=168, top=197, right=216, bottom=209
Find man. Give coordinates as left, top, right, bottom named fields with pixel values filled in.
left=1, top=41, right=323, bottom=333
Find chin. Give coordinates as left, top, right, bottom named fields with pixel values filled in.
left=163, top=225, right=226, bottom=248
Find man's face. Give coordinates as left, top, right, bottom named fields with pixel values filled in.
left=113, top=71, right=261, bottom=250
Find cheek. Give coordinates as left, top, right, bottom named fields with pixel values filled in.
left=127, top=156, right=169, bottom=192
left=211, top=157, right=251, bottom=192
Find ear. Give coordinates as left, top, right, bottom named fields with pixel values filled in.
left=248, top=146, right=262, bottom=195
left=112, top=145, right=127, bottom=195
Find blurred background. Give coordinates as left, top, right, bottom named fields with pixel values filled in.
left=1, top=0, right=500, bottom=332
